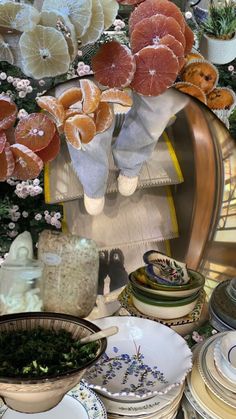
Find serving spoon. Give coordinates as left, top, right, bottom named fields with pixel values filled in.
left=79, top=326, right=118, bottom=345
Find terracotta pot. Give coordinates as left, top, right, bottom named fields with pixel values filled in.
left=199, top=33, right=236, bottom=65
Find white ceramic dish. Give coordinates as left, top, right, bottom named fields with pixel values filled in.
left=197, top=334, right=236, bottom=408
left=220, top=331, right=236, bottom=372
left=214, top=339, right=236, bottom=384
left=0, top=381, right=107, bottom=418
left=132, top=293, right=198, bottom=319
left=99, top=384, right=183, bottom=416
left=184, top=385, right=212, bottom=419
left=84, top=316, right=192, bottom=401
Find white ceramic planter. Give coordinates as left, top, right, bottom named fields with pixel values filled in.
left=199, top=33, right=236, bottom=65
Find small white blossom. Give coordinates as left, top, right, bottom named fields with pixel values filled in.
left=22, top=211, right=29, bottom=218
left=23, top=79, right=30, bottom=86
left=33, top=178, right=40, bottom=186
left=18, top=91, right=26, bottom=98
left=54, top=212, right=61, bottom=219
left=33, top=186, right=43, bottom=194
left=35, top=213, right=42, bottom=221
left=26, top=86, right=33, bottom=93
left=17, top=81, right=24, bottom=89
left=16, top=184, right=23, bottom=191
left=8, top=222, right=15, bottom=229
left=12, top=205, right=19, bottom=211
left=44, top=210, right=49, bottom=216
left=8, top=230, right=18, bottom=238
left=7, top=76, right=13, bottom=83
left=38, top=79, right=45, bottom=86
left=50, top=216, right=56, bottom=226
left=185, top=11, right=192, bottom=19
left=55, top=220, right=61, bottom=229
left=228, top=65, right=234, bottom=72
left=17, top=109, right=28, bottom=119
left=84, top=65, right=90, bottom=73
left=45, top=214, right=51, bottom=223
left=0, top=72, right=7, bottom=80
left=78, top=70, right=85, bottom=77
left=77, top=61, right=85, bottom=69
left=77, top=50, right=83, bottom=56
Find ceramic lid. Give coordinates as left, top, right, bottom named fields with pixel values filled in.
left=210, top=280, right=236, bottom=329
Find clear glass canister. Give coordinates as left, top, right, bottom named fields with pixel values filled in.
left=38, top=230, right=99, bottom=317
left=0, top=246, right=43, bottom=315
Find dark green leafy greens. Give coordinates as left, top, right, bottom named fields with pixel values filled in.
left=0, top=327, right=99, bottom=378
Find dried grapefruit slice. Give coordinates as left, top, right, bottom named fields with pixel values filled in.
left=42, top=0, right=92, bottom=37
left=129, top=0, right=185, bottom=33
left=94, top=102, right=114, bottom=133
left=131, top=14, right=185, bottom=54
left=100, top=0, right=119, bottom=30
left=0, top=2, right=40, bottom=32
left=11, top=144, right=43, bottom=181
left=159, top=35, right=185, bottom=70
left=58, top=87, right=83, bottom=109
left=0, top=34, right=14, bottom=65
left=100, top=88, right=133, bottom=106
left=81, top=0, right=104, bottom=46
left=0, top=96, right=17, bottom=131
left=0, top=142, right=15, bottom=181
left=64, top=114, right=96, bottom=149
left=92, top=41, right=136, bottom=88
left=80, top=79, right=101, bottom=114
left=184, top=23, right=194, bottom=55
left=15, top=113, right=56, bottom=152
left=174, top=82, right=207, bottom=104
left=36, top=131, right=61, bottom=163
left=0, top=131, right=7, bottom=154
left=130, top=45, right=179, bottom=96
left=36, top=96, right=65, bottom=127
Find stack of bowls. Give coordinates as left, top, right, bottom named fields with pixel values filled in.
left=184, top=331, right=236, bottom=419
left=209, top=278, right=236, bottom=331
left=128, top=253, right=205, bottom=320
left=84, top=317, right=193, bottom=419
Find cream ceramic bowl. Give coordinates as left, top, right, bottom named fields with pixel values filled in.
left=0, top=312, right=106, bottom=414
left=220, top=331, right=236, bottom=373
left=132, top=288, right=199, bottom=319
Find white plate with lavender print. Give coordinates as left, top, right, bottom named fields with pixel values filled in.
left=84, top=317, right=192, bottom=401
left=0, top=381, right=107, bottom=419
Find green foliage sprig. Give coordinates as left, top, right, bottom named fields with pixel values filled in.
left=201, top=1, right=236, bottom=40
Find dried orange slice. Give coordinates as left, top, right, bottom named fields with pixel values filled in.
left=11, top=143, right=43, bottom=180
left=100, top=88, right=133, bottom=106
left=36, top=131, right=61, bottom=163
left=15, top=113, right=56, bottom=152
left=64, top=114, right=96, bottom=149
left=0, top=131, right=7, bottom=153
left=80, top=79, right=101, bottom=114
left=36, top=96, right=65, bottom=127
left=64, top=109, right=83, bottom=121
left=0, top=96, right=17, bottom=130
left=94, top=102, right=114, bottom=133
left=0, top=142, right=15, bottom=181
left=92, top=41, right=136, bottom=88
left=58, top=87, right=83, bottom=109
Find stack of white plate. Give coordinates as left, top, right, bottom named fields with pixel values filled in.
left=84, top=317, right=193, bottom=419
left=184, top=332, right=236, bottom=419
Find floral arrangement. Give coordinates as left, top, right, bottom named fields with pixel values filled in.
left=200, top=0, right=236, bottom=40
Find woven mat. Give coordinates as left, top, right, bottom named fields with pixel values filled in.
left=63, top=186, right=178, bottom=249
left=44, top=131, right=183, bottom=204
left=118, top=284, right=205, bottom=327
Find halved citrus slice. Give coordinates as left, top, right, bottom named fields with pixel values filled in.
left=42, top=0, right=92, bottom=37
left=15, top=113, right=56, bottom=152
left=11, top=144, right=43, bottom=181
left=64, top=114, right=96, bottom=149
left=19, top=25, right=70, bottom=80
left=0, top=96, right=17, bottom=131
left=0, top=131, right=7, bottom=154
left=131, top=14, right=185, bottom=54
left=36, top=96, right=65, bottom=127
left=92, top=41, right=136, bottom=88
left=80, top=79, right=101, bottom=114
left=100, top=0, right=119, bottom=30
left=129, top=0, right=185, bottom=33
left=0, top=34, right=14, bottom=65
left=100, top=88, right=133, bottom=106
left=0, top=142, right=15, bottom=181
left=64, top=109, right=83, bottom=120
left=40, top=11, right=78, bottom=61
left=58, top=87, right=82, bottom=109
left=130, top=45, right=179, bottom=96
left=117, top=0, right=144, bottom=4
left=0, top=2, right=40, bottom=32
left=81, top=0, right=104, bottom=46
left=174, top=82, right=207, bottom=104
left=159, top=35, right=185, bottom=70
left=184, top=23, right=194, bottom=55
left=94, top=102, right=114, bottom=133
left=36, top=131, right=61, bottom=163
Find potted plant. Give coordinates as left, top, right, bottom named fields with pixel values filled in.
left=199, top=0, right=236, bottom=64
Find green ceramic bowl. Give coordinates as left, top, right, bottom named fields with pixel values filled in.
left=131, top=287, right=200, bottom=319
left=131, top=268, right=205, bottom=299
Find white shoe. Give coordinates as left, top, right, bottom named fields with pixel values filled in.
left=84, top=194, right=105, bottom=215
left=118, top=174, right=138, bottom=196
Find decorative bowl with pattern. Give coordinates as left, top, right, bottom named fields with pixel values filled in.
left=84, top=316, right=192, bottom=401
left=0, top=312, right=107, bottom=414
